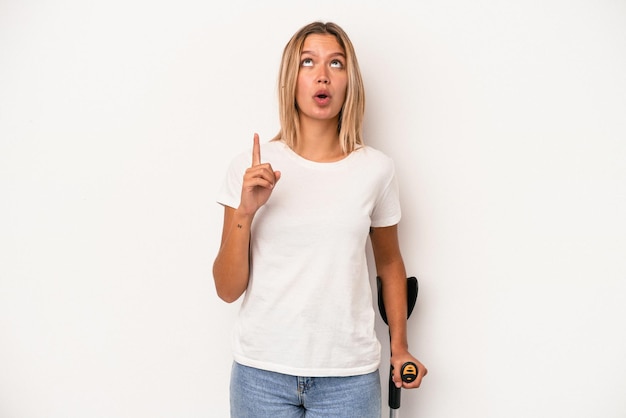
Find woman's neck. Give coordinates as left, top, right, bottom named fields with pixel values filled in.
left=294, top=117, right=345, bottom=162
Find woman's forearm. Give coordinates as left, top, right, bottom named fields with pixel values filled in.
left=380, top=261, right=410, bottom=353
left=212, top=208, right=254, bottom=303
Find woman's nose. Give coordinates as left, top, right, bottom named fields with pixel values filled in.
left=317, top=70, right=329, bottom=84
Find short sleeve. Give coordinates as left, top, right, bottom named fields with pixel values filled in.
left=370, top=159, right=402, bottom=227
left=216, top=151, right=250, bottom=209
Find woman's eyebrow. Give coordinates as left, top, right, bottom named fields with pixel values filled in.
left=301, top=50, right=346, bottom=58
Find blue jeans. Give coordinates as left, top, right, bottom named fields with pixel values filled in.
left=230, top=362, right=381, bottom=418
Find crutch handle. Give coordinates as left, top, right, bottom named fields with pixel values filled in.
left=389, top=361, right=418, bottom=410
left=400, top=362, right=418, bottom=383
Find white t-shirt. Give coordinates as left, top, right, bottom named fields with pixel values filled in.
left=217, top=140, right=401, bottom=377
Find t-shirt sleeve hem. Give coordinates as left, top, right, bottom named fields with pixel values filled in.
left=370, top=213, right=401, bottom=228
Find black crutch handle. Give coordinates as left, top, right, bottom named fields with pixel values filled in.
left=389, top=361, right=418, bottom=409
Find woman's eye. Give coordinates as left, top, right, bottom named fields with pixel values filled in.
left=330, top=60, right=344, bottom=68
left=301, top=58, right=313, bottom=67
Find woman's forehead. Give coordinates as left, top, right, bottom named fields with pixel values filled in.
left=302, top=34, right=344, bottom=54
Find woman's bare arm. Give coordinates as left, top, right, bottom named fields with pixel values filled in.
left=370, top=224, right=428, bottom=388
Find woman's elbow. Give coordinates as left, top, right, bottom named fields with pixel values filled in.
left=212, top=268, right=246, bottom=303
left=216, top=287, right=243, bottom=303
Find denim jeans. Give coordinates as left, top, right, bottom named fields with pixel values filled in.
left=230, top=362, right=381, bottom=418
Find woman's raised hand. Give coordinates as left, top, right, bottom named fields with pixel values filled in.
left=239, top=133, right=281, bottom=216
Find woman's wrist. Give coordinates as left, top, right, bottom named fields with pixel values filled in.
left=233, top=208, right=255, bottom=226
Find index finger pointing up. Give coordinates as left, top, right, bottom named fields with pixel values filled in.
left=252, top=133, right=261, bottom=166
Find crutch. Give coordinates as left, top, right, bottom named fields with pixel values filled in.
left=377, top=276, right=419, bottom=418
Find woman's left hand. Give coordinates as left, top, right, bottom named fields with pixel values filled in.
left=390, top=349, right=428, bottom=389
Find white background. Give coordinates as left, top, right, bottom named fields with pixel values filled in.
left=1, top=0, right=625, bottom=417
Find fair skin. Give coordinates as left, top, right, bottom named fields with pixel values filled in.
left=293, top=34, right=348, bottom=162
left=213, top=33, right=427, bottom=388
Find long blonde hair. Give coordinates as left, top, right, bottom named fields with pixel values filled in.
left=271, top=22, right=366, bottom=154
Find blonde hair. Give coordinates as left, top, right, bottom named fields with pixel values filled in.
left=271, top=21, right=366, bottom=154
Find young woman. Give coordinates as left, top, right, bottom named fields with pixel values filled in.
left=213, top=21, right=427, bottom=417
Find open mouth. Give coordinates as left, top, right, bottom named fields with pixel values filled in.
left=313, top=90, right=331, bottom=105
